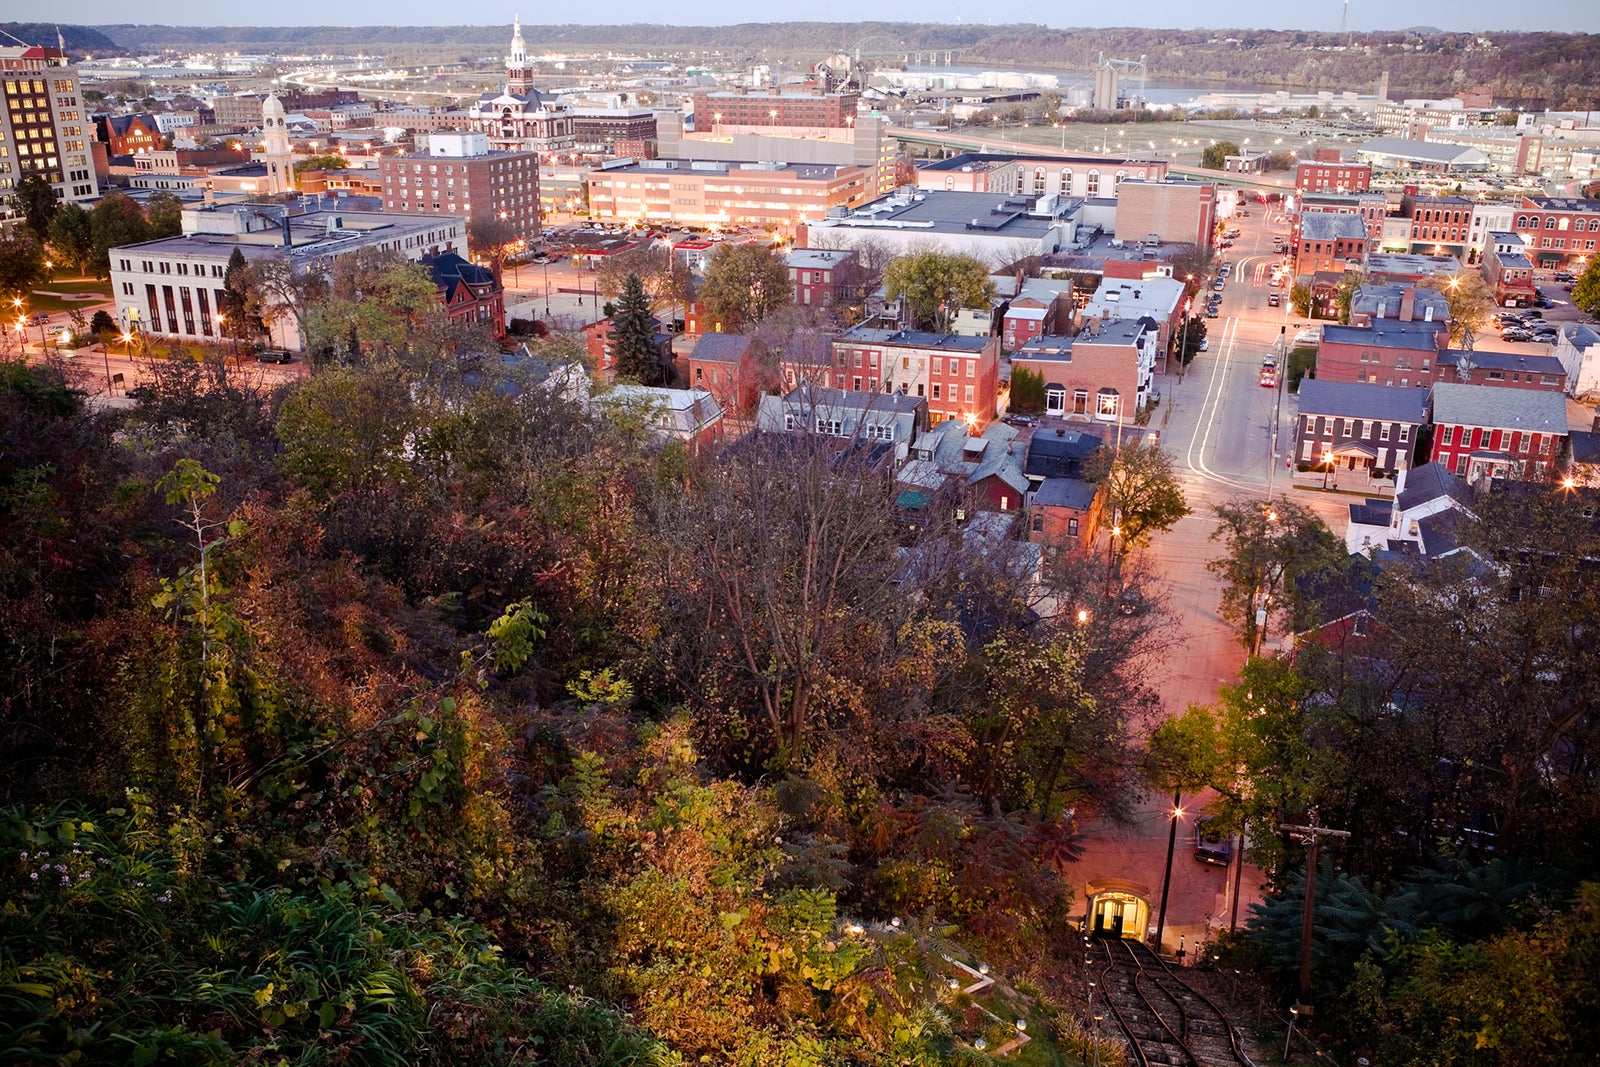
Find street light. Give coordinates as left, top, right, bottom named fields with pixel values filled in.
left=1153, top=793, right=1184, bottom=953
left=1284, top=1004, right=1301, bottom=1062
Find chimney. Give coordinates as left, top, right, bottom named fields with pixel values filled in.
left=1424, top=306, right=1434, bottom=322
left=1400, top=288, right=1415, bottom=322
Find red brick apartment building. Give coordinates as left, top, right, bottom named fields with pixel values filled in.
left=1512, top=196, right=1600, bottom=269
left=1294, top=160, right=1372, bottom=194
left=1429, top=382, right=1567, bottom=483
left=379, top=134, right=541, bottom=245
left=1404, top=195, right=1475, bottom=257
left=828, top=325, right=1000, bottom=428
left=784, top=248, right=857, bottom=310
left=1295, top=213, right=1370, bottom=273
left=690, top=90, right=857, bottom=130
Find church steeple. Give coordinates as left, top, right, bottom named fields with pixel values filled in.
left=260, top=92, right=293, bottom=196
left=506, top=16, right=531, bottom=94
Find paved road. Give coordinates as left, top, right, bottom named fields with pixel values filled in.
left=1068, top=201, right=1349, bottom=955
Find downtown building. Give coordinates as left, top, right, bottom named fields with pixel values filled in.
left=109, top=202, right=463, bottom=352
left=0, top=45, right=98, bottom=204
left=379, top=130, right=541, bottom=245
left=585, top=157, right=866, bottom=236
left=465, top=18, right=576, bottom=158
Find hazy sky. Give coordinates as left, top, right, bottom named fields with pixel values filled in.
left=9, top=2, right=1597, bottom=34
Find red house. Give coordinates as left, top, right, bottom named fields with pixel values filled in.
left=1294, top=160, right=1372, bottom=194
left=784, top=248, right=857, bottom=311
left=422, top=252, right=506, bottom=339
left=1483, top=249, right=1537, bottom=308
left=683, top=332, right=773, bottom=415
left=1429, top=381, right=1567, bottom=483
left=95, top=113, right=162, bottom=156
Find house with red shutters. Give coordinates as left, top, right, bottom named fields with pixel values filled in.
left=1428, top=381, right=1568, bottom=484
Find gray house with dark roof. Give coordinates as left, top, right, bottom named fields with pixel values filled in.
left=1295, top=379, right=1429, bottom=490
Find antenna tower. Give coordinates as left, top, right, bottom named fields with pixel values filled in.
left=1340, top=0, right=1350, bottom=35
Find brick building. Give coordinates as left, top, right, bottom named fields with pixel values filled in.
left=94, top=112, right=161, bottom=156
left=1483, top=247, right=1537, bottom=307
left=1430, top=350, right=1566, bottom=391
left=1511, top=195, right=1600, bottom=269
left=587, top=158, right=866, bottom=236
left=783, top=247, right=858, bottom=310
left=1113, top=179, right=1217, bottom=250
left=379, top=131, right=541, bottom=245
left=1316, top=324, right=1445, bottom=386
left=1294, top=379, right=1428, bottom=487
left=1403, top=194, right=1476, bottom=256
left=1295, top=212, right=1370, bottom=274
left=571, top=107, right=658, bottom=152
left=1347, top=284, right=1451, bottom=331
left=683, top=331, right=771, bottom=415
left=422, top=250, right=506, bottom=338
left=690, top=90, right=858, bottom=130
left=1429, top=381, right=1567, bottom=483
left=1010, top=318, right=1159, bottom=425
left=1298, top=192, right=1389, bottom=251
left=1294, top=160, right=1372, bottom=194
left=828, top=325, right=1001, bottom=428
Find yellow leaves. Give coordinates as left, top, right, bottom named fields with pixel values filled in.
left=253, top=980, right=275, bottom=1006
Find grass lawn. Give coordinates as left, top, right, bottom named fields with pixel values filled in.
left=20, top=294, right=108, bottom=315
left=40, top=276, right=113, bottom=297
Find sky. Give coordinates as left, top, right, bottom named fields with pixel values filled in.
left=4, top=2, right=1596, bottom=34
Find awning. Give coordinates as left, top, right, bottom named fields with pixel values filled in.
left=1331, top=442, right=1378, bottom=459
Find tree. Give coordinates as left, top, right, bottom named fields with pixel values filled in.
left=0, top=228, right=47, bottom=303
left=302, top=248, right=438, bottom=363
left=1291, top=281, right=1313, bottom=317
left=609, top=273, right=658, bottom=383
left=1087, top=444, right=1192, bottom=561
left=1574, top=256, right=1600, bottom=318
left=242, top=257, right=327, bottom=356
left=698, top=242, right=791, bottom=332
left=883, top=251, right=995, bottom=332
left=90, top=309, right=117, bottom=336
left=1418, top=269, right=1494, bottom=345
left=1201, top=141, right=1241, bottom=170
left=219, top=248, right=264, bottom=344
left=1009, top=365, right=1046, bottom=413
left=467, top=214, right=520, bottom=284
left=1207, top=498, right=1341, bottom=652
left=15, top=173, right=58, bottom=242
left=144, top=191, right=184, bottom=239
left=88, top=191, right=151, bottom=278
left=46, top=202, right=95, bottom=277
left=597, top=244, right=691, bottom=316
left=1177, top=314, right=1208, bottom=366
left=1334, top=271, right=1370, bottom=324
left=292, top=153, right=349, bottom=177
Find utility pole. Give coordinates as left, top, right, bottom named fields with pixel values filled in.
left=1278, top=811, right=1352, bottom=1004
left=1154, top=791, right=1183, bottom=952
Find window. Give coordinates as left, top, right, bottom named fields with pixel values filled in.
left=1073, top=388, right=1088, bottom=414
left=932, top=384, right=942, bottom=400
left=1399, top=425, right=1410, bottom=442
left=1031, top=513, right=1044, bottom=533
left=1322, top=418, right=1333, bottom=437
left=1045, top=384, right=1065, bottom=414
left=1380, top=424, right=1391, bottom=441
left=965, top=359, right=974, bottom=377
left=853, top=376, right=862, bottom=391
left=1097, top=392, right=1119, bottom=419
left=1086, top=169, right=1100, bottom=196
left=963, top=385, right=974, bottom=404
left=865, top=424, right=895, bottom=442
left=932, top=357, right=942, bottom=374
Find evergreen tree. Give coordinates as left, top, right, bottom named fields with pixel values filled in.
left=219, top=248, right=262, bottom=343
left=610, top=273, right=658, bottom=383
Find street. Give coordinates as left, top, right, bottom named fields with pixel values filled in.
left=1068, top=198, right=1349, bottom=955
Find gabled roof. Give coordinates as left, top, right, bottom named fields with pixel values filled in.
left=784, top=248, right=854, bottom=271
left=1417, top=508, right=1469, bottom=557
left=1397, top=461, right=1475, bottom=512
left=1033, top=477, right=1097, bottom=510
left=1321, top=324, right=1440, bottom=352
left=1558, top=323, right=1600, bottom=351
left=1024, top=428, right=1103, bottom=479
left=1431, top=381, right=1569, bottom=434
left=1298, top=213, right=1369, bottom=242
left=1297, top=379, right=1428, bottom=423
left=690, top=332, right=755, bottom=364
left=421, top=251, right=495, bottom=289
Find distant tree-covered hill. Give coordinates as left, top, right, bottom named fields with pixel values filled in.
left=70, top=23, right=1600, bottom=108
left=0, top=23, right=123, bottom=54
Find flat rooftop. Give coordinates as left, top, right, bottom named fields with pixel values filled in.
left=815, top=190, right=1072, bottom=240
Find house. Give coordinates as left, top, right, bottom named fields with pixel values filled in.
left=95, top=112, right=163, bottom=156
left=421, top=251, right=506, bottom=339
left=827, top=324, right=1001, bottom=428
left=784, top=248, right=858, bottom=310
left=1003, top=299, right=1054, bottom=353
left=1565, top=420, right=1600, bottom=487
left=1428, top=381, right=1568, bottom=483
left=898, top=419, right=1030, bottom=515
left=1294, top=212, right=1369, bottom=274
left=582, top=314, right=675, bottom=382
left=1482, top=248, right=1538, bottom=308
left=1078, top=275, right=1186, bottom=356
left=597, top=385, right=724, bottom=454
left=1343, top=461, right=1476, bottom=555
left=1314, top=324, right=1445, bottom=386
left=682, top=332, right=771, bottom=416
left=1346, top=284, right=1450, bottom=331
left=1430, top=349, right=1566, bottom=391
left=1010, top=318, right=1159, bottom=424
left=1028, top=476, right=1103, bottom=549
left=1294, top=380, right=1429, bottom=492
left=1555, top=323, right=1600, bottom=398
left=755, top=385, right=928, bottom=458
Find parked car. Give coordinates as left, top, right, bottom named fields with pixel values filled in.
left=1268, top=293, right=1281, bottom=307
left=1002, top=413, right=1039, bottom=427
left=1206, top=306, right=1220, bottom=318
left=1213, top=279, right=1225, bottom=291
left=256, top=349, right=294, bottom=364
left=1198, top=337, right=1209, bottom=351
left=1194, top=817, right=1232, bottom=866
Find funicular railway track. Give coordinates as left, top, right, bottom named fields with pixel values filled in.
left=1094, top=937, right=1250, bottom=1067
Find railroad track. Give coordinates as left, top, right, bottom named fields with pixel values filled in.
left=1094, top=937, right=1251, bottom=1067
